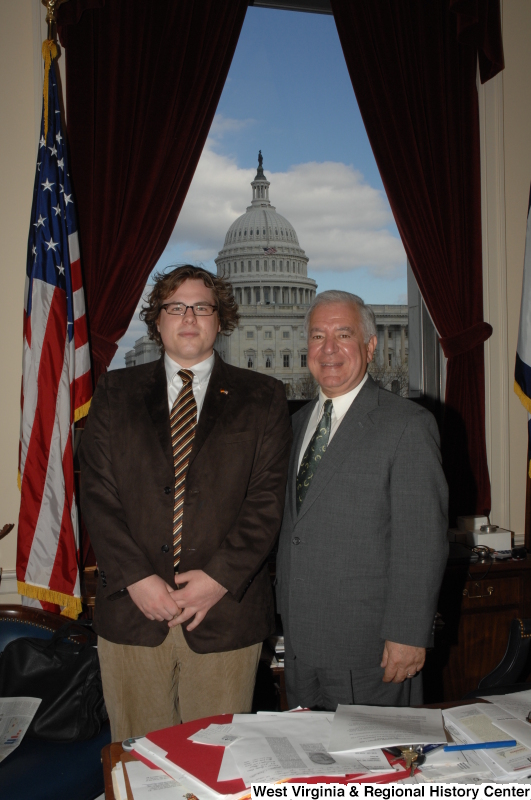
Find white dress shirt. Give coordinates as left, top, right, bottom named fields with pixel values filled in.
left=164, top=351, right=215, bottom=419
left=297, top=372, right=369, bottom=471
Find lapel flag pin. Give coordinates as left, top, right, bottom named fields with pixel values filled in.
left=220, top=389, right=229, bottom=395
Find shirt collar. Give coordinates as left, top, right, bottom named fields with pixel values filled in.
left=318, top=372, right=369, bottom=419
left=164, top=351, right=215, bottom=389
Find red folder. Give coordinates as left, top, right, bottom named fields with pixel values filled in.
left=132, top=714, right=412, bottom=795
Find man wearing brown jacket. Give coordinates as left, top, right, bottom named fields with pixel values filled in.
left=79, top=265, right=291, bottom=740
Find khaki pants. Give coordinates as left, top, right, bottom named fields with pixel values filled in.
left=98, top=625, right=262, bottom=741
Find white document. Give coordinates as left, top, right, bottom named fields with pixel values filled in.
left=443, top=704, right=531, bottom=777
left=218, top=747, right=241, bottom=782
left=214, top=712, right=392, bottom=783
left=124, top=760, right=196, bottom=799
left=190, top=721, right=283, bottom=746
left=419, top=742, right=493, bottom=782
left=479, top=702, right=531, bottom=749
left=0, top=696, right=42, bottom=762
left=229, top=734, right=394, bottom=787
left=480, top=691, right=531, bottom=721
left=328, top=704, right=446, bottom=753
left=112, top=762, right=128, bottom=800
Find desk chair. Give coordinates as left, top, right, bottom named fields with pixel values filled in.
left=463, top=617, right=531, bottom=700
left=0, top=605, right=110, bottom=800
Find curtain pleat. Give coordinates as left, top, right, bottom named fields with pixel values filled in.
left=331, top=0, right=504, bottom=520
left=58, top=0, right=248, bottom=382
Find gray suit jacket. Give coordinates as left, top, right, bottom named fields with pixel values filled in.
left=276, top=375, right=448, bottom=671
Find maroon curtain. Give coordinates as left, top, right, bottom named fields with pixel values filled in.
left=57, top=0, right=248, bottom=382
left=330, top=0, right=504, bottom=521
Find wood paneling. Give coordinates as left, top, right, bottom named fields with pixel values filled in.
left=424, top=556, right=531, bottom=702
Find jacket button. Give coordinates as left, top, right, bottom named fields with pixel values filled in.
left=164, top=486, right=171, bottom=495
left=161, top=544, right=170, bottom=553
left=292, top=537, right=301, bottom=545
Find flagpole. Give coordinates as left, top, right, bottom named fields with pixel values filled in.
left=41, top=0, right=70, bottom=43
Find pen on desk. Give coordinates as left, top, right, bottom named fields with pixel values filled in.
left=443, top=740, right=517, bottom=752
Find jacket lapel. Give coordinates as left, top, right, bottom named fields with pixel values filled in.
left=188, top=352, right=232, bottom=469
left=143, top=357, right=173, bottom=470
left=295, top=377, right=380, bottom=524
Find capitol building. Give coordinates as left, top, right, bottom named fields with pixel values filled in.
left=125, top=154, right=409, bottom=398
left=214, top=154, right=317, bottom=397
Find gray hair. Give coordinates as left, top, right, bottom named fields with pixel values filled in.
left=304, top=290, right=377, bottom=343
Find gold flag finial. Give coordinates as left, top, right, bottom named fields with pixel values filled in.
left=40, top=1, right=69, bottom=139
left=41, top=0, right=69, bottom=42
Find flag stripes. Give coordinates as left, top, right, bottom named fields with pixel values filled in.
left=17, top=57, right=92, bottom=616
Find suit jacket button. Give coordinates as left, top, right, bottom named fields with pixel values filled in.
left=161, top=544, right=170, bottom=553
left=164, top=486, right=172, bottom=495
left=292, top=537, right=301, bottom=545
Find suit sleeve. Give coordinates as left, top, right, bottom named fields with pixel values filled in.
left=79, top=376, right=159, bottom=595
left=380, top=408, right=449, bottom=648
left=201, top=379, right=292, bottom=601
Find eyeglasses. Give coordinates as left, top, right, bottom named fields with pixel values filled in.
left=160, top=303, right=218, bottom=317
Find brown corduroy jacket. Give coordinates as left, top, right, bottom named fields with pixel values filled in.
left=79, top=352, right=291, bottom=652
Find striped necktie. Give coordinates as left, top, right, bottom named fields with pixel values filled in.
left=296, top=399, right=333, bottom=514
left=171, top=369, right=197, bottom=570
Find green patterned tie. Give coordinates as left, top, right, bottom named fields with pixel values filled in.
left=296, top=399, right=333, bottom=513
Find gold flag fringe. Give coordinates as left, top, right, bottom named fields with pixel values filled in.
left=74, top=398, right=92, bottom=423
left=18, top=581, right=82, bottom=619
left=42, top=40, right=58, bottom=140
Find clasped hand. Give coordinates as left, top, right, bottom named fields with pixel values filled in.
left=127, top=571, right=227, bottom=631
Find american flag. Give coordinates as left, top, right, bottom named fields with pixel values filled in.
left=263, top=246, right=277, bottom=255
left=17, top=58, right=92, bottom=617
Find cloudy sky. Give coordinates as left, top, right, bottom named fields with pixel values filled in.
left=110, top=8, right=407, bottom=369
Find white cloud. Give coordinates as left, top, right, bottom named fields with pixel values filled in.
left=163, top=129, right=406, bottom=279
left=209, top=113, right=256, bottom=138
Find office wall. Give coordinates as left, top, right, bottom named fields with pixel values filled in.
left=0, top=0, right=38, bottom=602
left=0, top=1, right=530, bottom=603
left=503, top=0, right=531, bottom=538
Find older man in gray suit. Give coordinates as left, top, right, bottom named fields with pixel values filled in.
left=276, top=290, right=448, bottom=709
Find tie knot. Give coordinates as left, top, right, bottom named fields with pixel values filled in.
left=179, top=369, right=194, bottom=385
left=322, top=399, right=333, bottom=416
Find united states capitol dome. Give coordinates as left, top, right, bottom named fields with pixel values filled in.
left=215, top=152, right=315, bottom=297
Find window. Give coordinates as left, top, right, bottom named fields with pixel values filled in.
left=280, top=261, right=283, bottom=272
left=247, top=356, right=254, bottom=369
left=264, top=330, right=272, bottom=339
left=283, top=354, right=290, bottom=368
left=282, top=330, right=290, bottom=339
left=272, top=260, right=276, bottom=271
left=246, top=330, right=254, bottom=338
left=256, top=260, right=259, bottom=271
left=388, top=353, right=392, bottom=366
left=241, top=261, right=244, bottom=273
left=255, top=287, right=260, bottom=302
left=286, top=261, right=289, bottom=271
left=248, top=261, right=252, bottom=272
left=264, top=260, right=268, bottom=271
left=265, top=356, right=272, bottom=368
left=301, top=354, right=307, bottom=368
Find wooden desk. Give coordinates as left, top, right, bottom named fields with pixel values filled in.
left=424, top=554, right=531, bottom=701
